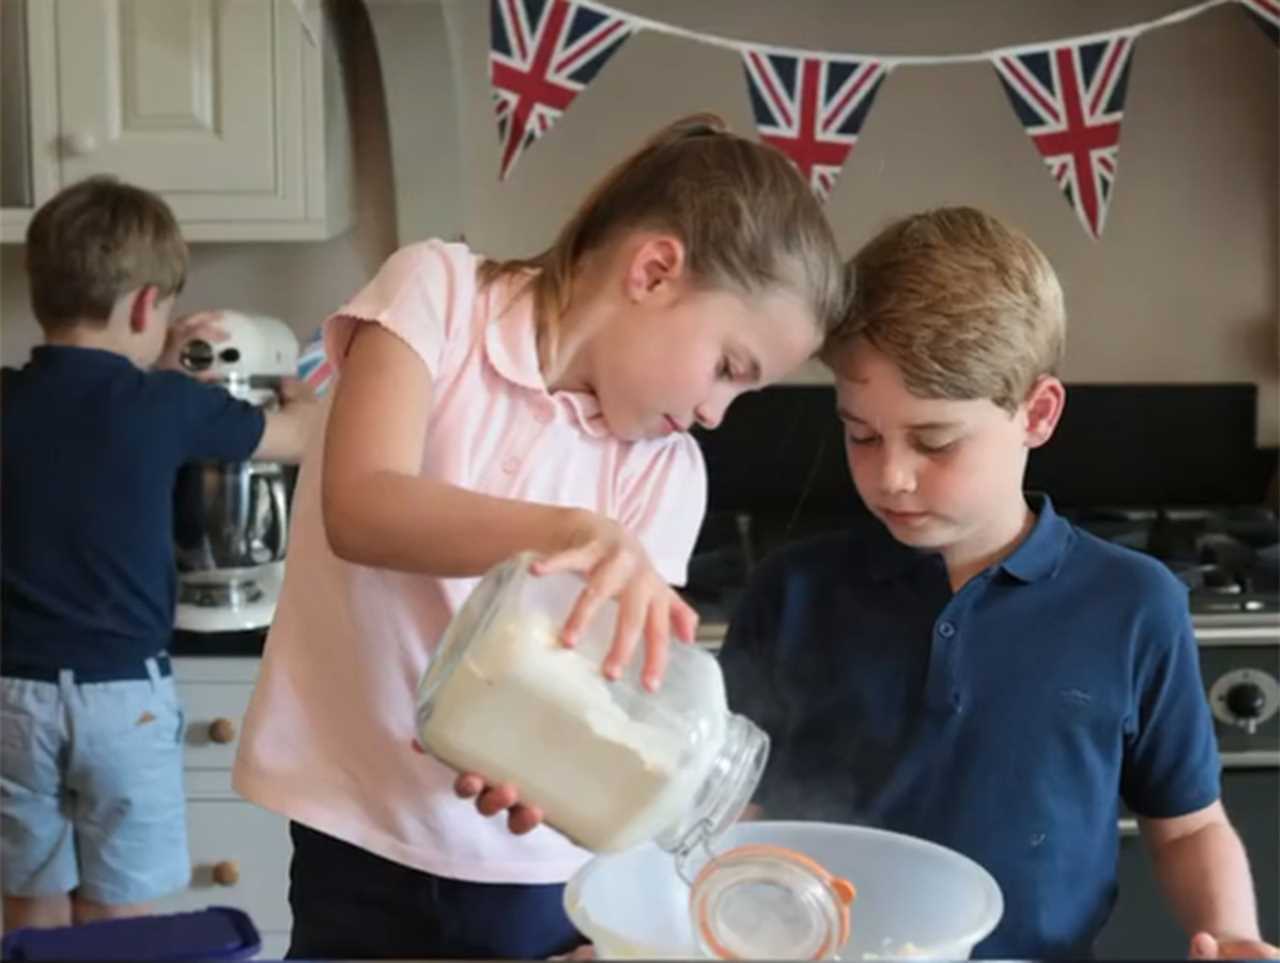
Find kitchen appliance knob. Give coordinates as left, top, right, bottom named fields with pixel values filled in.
left=208, top=717, right=237, bottom=744
left=212, top=860, right=240, bottom=886
left=1225, top=682, right=1266, bottom=720
left=180, top=339, right=215, bottom=372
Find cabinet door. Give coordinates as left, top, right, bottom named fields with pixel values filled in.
left=55, top=0, right=309, bottom=223
left=155, top=799, right=293, bottom=933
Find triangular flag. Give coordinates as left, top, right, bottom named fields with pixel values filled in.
left=490, top=0, right=633, bottom=180
left=741, top=47, right=888, bottom=201
left=1239, top=0, right=1280, bottom=44
left=993, top=32, right=1136, bottom=240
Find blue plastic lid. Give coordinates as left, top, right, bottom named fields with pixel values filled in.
left=0, top=906, right=261, bottom=961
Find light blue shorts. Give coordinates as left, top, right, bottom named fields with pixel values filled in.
left=1, top=658, right=190, bottom=904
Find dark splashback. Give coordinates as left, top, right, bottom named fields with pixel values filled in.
left=693, top=383, right=1268, bottom=515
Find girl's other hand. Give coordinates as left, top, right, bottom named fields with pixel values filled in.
left=534, top=511, right=698, bottom=691
left=454, top=772, right=543, bottom=835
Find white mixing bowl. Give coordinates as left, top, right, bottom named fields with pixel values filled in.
left=564, top=821, right=1004, bottom=959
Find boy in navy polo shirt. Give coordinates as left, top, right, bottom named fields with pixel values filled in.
left=1, top=176, right=316, bottom=932
left=719, top=208, right=1276, bottom=960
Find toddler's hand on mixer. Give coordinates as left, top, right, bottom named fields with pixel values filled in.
left=252, top=376, right=319, bottom=462
left=276, top=375, right=317, bottom=407
left=534, top=512, right=699, bottom=691
left=454, top=772, right=544, bottom=835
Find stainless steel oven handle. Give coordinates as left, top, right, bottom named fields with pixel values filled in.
left=1195, top=626, right=1280, bottom=646
left=1221, top=750, right=1280, bottom=768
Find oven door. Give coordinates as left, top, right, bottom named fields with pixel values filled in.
left=1095, top=764, right=1279, bottom=958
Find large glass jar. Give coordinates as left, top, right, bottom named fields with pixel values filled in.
left=416, top=552, right=769, bottom=856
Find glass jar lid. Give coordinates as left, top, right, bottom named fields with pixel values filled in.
left=690, top=844, right=856, bottom=960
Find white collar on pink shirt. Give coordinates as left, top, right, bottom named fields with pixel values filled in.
left=483, top=278, right=611, bottom=439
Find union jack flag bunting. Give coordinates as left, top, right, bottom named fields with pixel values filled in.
left=993, top=33, right=1136, bottom=240
left=298, top=327, right=335, bottom=396
left=1239, top=0, right=1279, bottom=44
left=741, top=47, right=889, bottom=201
left=490, top=0, right=633, bottom=180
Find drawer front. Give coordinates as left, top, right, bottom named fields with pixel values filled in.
left=178, top=682, right=254, bottom=769
left=156, top=799, right=293, bottom=933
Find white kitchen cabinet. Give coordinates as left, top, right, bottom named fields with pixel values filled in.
left=0, top=0, right=351, bottom=242
left=171, top=656, right=292, bottom=957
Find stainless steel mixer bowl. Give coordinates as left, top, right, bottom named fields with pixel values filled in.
left=174, top=460, right=288, bottom=573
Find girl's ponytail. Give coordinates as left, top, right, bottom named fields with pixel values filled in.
left=479, top=113, right=844, bottom=343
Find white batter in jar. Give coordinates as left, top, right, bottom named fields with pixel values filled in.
left=416, top=552, right=767, bottom=855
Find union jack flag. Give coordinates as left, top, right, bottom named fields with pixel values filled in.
left=298, top=327, right=335, bottom=396
left=1239, top=0, right=1279, bottom=44
left=993, top=33, right=1136, bottom=240
left=741, top=47, right=888, bottom=201
left=490, top=0, right=633, bottom=180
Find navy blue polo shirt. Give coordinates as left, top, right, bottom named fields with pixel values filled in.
left=719, top=494, right=1220, bottom=960
left=2, top=346, right=266, bottom=674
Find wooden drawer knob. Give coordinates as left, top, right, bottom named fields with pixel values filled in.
left=213, top=860, right=240, bottom=886
left=208, top=717, right=237, bottom=744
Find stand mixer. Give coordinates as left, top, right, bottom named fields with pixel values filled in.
left=173, top=312, right=300, bottom=632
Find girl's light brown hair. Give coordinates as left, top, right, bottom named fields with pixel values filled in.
left=829, top=207, right=1066, bottom=412
left=25, top=175, right=188, bottom=330
left=478, top=113, right=845, bottom=340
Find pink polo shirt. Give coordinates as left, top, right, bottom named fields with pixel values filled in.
left=232, top=241, right=707, bottom=883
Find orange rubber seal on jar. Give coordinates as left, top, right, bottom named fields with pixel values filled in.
left=692, top=843, right=857, bottom=960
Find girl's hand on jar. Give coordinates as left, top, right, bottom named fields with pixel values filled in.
left=536, top=510, right=699, bottom=691
left=454, top=773, right=543, bottom=834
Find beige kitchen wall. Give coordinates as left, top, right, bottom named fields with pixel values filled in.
left=437, top=0, right=1278, bottom=444
left=3, top=0, right=1277, bottom=445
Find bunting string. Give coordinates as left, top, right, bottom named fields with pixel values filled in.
left=488, top=0, right=1275, bottom=239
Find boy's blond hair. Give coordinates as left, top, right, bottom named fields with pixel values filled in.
left=479, top=113, right=846, bottom=341
left=25, top=175, right=188, bottom=331
left=828, top=207, right=1065, bottom=412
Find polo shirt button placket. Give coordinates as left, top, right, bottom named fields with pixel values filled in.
left=932, top=620, right=962, bottom=715
left=502, top=408, right=551, bottom=480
